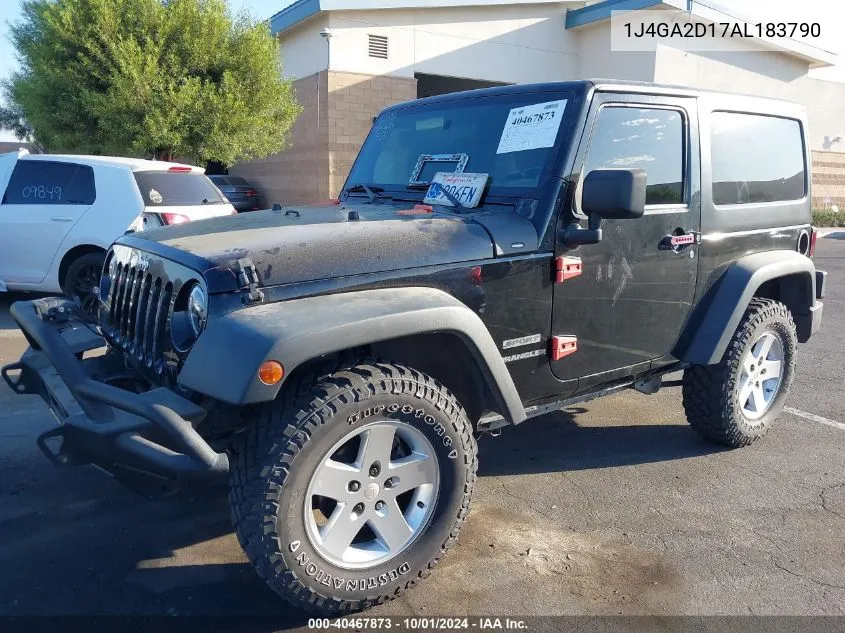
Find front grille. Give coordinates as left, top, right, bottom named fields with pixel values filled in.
left=100, top=246, right=192, bottom=375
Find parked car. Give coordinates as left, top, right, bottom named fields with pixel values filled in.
left=208, top=174, right=264, bottom=211
left=0, top=151, right=235, bottom=311
left=2, top=80, right=825, bottom=614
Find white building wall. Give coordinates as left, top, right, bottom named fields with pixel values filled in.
left=323, top=3, right=579, bottom=83
left=653, top=43, right=845, bottom=151
left=274, top=4, right=845, bottom=153
left=278, top=15, right=331, bottom=79
left=574, top=22, right=656, bottom=82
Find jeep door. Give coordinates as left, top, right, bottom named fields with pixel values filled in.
left=551, top=92, right=701, bottom=390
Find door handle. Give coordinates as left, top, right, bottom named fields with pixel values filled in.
left=51, top=217, right=74, bottom=222
left=660, top=230, right=700, bottom=252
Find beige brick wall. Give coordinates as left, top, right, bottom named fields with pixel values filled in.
left=812, top=150, right=845, bottom=209
left=230, top=72, right=330, bottom=205
left=327, top=72, right=418, bottom=198
left=229, top=71, right=417, bottom=205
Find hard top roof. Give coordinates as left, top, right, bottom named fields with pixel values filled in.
left=381, top=79, right=803, bottom=114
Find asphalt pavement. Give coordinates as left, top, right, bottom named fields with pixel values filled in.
left=0, top=235, right=843, bottom=625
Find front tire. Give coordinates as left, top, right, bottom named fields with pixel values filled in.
left=62, top=252, right=105, bottom=316
left=682, top=298, right=797, bottom=447
left=229, top=361, right=477, bottom=614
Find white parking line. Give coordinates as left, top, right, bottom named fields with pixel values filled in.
left=785, top=407, right=845, bottom=432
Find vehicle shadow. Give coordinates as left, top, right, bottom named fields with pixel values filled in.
left=0, top=291, right=45, bottom=331
left=0, top=474, right=311, bottom=626
left=0, top=406, right=720, bottom=627
left=477, top=407, right=723, bottom=477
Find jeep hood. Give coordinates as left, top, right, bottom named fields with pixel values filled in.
left=119, top=203, right=500, bottom=293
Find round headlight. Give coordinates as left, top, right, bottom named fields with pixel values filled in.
left=187, top=284, right=207, bottom=336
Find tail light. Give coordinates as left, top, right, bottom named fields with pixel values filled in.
left=161, top=213, right=190, bottom=225
left=809, top=226, right=818, bottom=258
left=244, top=189, right=258, bottom=197
left=168, top=166, right=193, bottom=172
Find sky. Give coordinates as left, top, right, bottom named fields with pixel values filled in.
left=0, top=0, right=843, bottom=142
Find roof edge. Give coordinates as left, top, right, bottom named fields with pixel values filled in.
left=565, top=0, right=682, bottom=29
left=270, top=0, right=580, bottom=35
left=270, top=0, right=321, bottom=35
left=565, top=0, right=837, bottom=68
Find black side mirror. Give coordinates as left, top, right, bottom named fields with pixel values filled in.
left=564, top=168, right=647, bottom=247
left=582, top=168, right=647, bottom=219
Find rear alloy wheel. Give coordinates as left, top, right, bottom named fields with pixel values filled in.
left=63, top=252, right=105, bottom=316
left=229, top=361, right=477, bottom=614
left=736, top=331, right=784, bottom=420
left=682, top=298, right=797, bottom=447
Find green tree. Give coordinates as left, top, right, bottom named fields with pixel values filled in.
left=2, top=0, right=301, bottom=165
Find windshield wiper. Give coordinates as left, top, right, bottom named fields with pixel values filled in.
left=435, top=186, right=468, bottom=212
left=345, top=183, right=385, bottom=203
left=407, top=183, right=468, bottom=212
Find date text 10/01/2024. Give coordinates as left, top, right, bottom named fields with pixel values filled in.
left=624, top=21, right=821, bottom=39
left=307, top=617, right=529, bottom=630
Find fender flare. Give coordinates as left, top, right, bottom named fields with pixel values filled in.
left=676, top=250, right=816, bottom=365
left=178, top=287, right=527, bottom=424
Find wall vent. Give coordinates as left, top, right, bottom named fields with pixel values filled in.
left=368, top=34, right=389, bottom=59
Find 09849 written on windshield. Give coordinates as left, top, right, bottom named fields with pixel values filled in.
left=21, top=185, right=62, bottom=201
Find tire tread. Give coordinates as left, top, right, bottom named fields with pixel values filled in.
left=682, top=298, right=797, bottom=447
left=229, top=359, right=477, bottom=614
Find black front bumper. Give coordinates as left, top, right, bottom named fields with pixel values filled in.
left=1, top=298, right=228, bottom=484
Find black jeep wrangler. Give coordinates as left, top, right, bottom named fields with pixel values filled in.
left=2, top=80, right=826, bottom=613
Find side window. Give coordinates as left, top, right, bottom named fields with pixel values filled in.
left=711, top=112, right=805, bottom=206
left=2, top=161, right=96, bottom=206
left=583, top=106, right=685, bottom=206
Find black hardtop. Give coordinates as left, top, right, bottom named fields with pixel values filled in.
left=380, top=79, right=803, bottom=115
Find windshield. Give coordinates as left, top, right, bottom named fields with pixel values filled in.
left=134, top=171, right=226, bottom=206
left=346, top=92, right=573, bottom=200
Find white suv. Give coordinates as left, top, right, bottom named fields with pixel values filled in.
left=0, top=151, right=235, bottom=311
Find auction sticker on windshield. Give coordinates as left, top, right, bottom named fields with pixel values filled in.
left=497, top=99, right=567, bottom=154
left=424, top=172, right=489, bottom=208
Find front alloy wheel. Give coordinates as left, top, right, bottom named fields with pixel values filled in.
left=305, top=421, right=440, bottom=569
left=229, top=361, right=477, bottom=614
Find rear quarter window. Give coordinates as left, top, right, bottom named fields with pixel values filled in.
left=2, top=160, right=96, bottom=205
left=134, top=171, right=225, bottom=206
left=711, top=112, right=806, bottom=206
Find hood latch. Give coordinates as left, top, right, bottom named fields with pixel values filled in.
left=236, top=258, right=264, bottom=305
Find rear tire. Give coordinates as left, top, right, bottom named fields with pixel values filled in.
left=62, top=252, right=105, bottom=316
left=229, top=360, right=477, bottom=614
left=682, top=298, right=797, bottom=447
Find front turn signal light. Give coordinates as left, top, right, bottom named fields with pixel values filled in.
left=258, top=360, right=284, bottom=385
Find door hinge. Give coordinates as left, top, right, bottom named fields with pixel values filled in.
left=550, top=335, right=578, bottom=361
left=555, top=256, right=582, bottom=283
left=237, top=258, right=264, bottom=304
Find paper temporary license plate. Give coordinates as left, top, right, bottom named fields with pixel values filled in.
left=423, top=172, right=489, bottom=208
